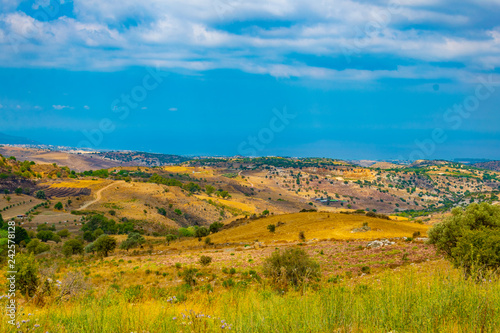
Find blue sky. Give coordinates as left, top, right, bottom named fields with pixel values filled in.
left=0, top=0, right=499, bottom=160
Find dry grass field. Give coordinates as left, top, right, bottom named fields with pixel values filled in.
left=0, top=194, right=43, bottom=219
left=181, top=212, right=429, bottom=245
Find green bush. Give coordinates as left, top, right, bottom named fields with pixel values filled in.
left=181, top=267, right=198, bottom=286
left=94, top=235, right=117, bottom=257
left=199, top=255, right=212, bottom=266
left=62, top=239, right=84, bottom=257
left=263, top=248, right=320, bottom=290
left=12, top=253, right=39, bottom=298
left=26, top=239, right=50, bottom=255
left=428, top=203, right=500, bottom=277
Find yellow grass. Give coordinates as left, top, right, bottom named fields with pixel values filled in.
left=200, top=212, right=429, bottom=244
left=45, top=179, right=105, bottom=188
left=196, top=195, right=256, bottom=213
left=389, top=215, right=410, bottom=221
left=162, top=166, right=193, bottom=173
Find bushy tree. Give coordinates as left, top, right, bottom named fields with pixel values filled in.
left=85, top=242, right=96, bottom=254
left=57, top=229, right=70, bottom=238
left=428, top=203, right=500, bottom=277
left=205, top=185, right=215, bottom=196
left=14, top=226, right=30, bottom=245
left=12, top=253, right=39, bottom=298
left=93, top=234, right=117, bottom=257
left=26, top=239, right=50, bottom=255
left=35, top=190, right=46, bottom=200
left=83, top=231, right=95, bottom=242
left=263, top=248, right=320, bottom=290
left=119, top=232, right=145, bottom=251
left=209, top=222, right=224, bottom=233
left=165, top=234, right=177, bottom=245
left=36, top=230, right=56, bottom=242
left=62, top=239, right=84, bottom=257
left=54, top=202, right=63, bottom=210
left=195, top=227, right=209, bottom=241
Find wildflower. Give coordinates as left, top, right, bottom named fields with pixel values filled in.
left=172, top=317, right=177, bottom=320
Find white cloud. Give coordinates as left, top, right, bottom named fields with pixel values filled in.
left=141, top=106, right=147, bottom=109
left=0, top=104, right=3, bottom=109
left=168, top=107, right=178, bottom=111
left=52, top=105, right=72, bottom=110
left=83, top=105, right=90, bottom=109
left=0, top=0, right=498, bottom=82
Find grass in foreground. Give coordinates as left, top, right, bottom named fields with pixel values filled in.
left=3, top=260, right=499, bottom=333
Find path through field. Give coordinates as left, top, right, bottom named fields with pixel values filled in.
left=238, top=171, right=254, bottom=187
left=77, top=181, right=121, bottom=211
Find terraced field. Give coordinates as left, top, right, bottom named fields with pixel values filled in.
left=43, top=187, right=91, bottom=198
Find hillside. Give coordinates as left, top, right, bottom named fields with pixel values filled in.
left=473, top=160, right=500, bottom=171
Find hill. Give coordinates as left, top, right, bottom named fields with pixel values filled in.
left=473, top=160, right=500, bottom=171
left=183, top=211, right=429, bottom=245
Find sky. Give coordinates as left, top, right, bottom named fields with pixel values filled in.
left=0, top=0, right=499, bottom=160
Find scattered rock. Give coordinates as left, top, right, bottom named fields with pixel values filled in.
left=366, top=239, right=395, bottom=248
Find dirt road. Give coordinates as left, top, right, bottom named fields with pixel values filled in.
left=77, top=181, right=121, bottom=210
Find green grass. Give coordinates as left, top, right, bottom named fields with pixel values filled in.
left=3, top=262, right=500, bottom=332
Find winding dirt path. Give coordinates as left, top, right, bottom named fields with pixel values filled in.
left=77, top=181, right=121, bottom=211
left=239, top=171, right=254, bottom=187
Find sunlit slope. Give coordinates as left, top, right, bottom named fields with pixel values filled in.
left=207, top=212, right=429, bottom=243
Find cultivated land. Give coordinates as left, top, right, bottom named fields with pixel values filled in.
left=1, top=152, right=500, bottom=332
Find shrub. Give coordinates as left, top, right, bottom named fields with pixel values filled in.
left=366, top=211, right=376, bottom=217
left=412, top=231, right=421, bottom=238
left=120, top=232, right=145, bottom=251
left=26, top=239, right=50, bottom=255
left=428, top=203, right=500, bottom=277
left=12, top=253, right=39, bottom=299
left=267, top=224, right=276, bottom=233
left=57, top=229, right=70, bottom=238
left=62, top=239, right=84, bottom=257
left=299, top=231, right=306, bottom=242
left=209, top=222, right=223, bottom=233
left=199, top=255, right=212, bottom=266
left=361, top=266, right=371, bottom=274
left=181, top=267, right=198, bottom=286
left=263, top=248, right=320, bottom=290
left=93, top=235, right=117, bottom=257
left=195, top=227, right=209, bottom=241
left=54, top=202, right=63, bottom=210
left=83, top=230, right=95, bottom=242
left=165, top=234, right=177, bottom=245
left=37, top=230, right=56, bottom=242
left=222, top=278, right=235, bottom=288
left=84, top=242, right=95, bottom=254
